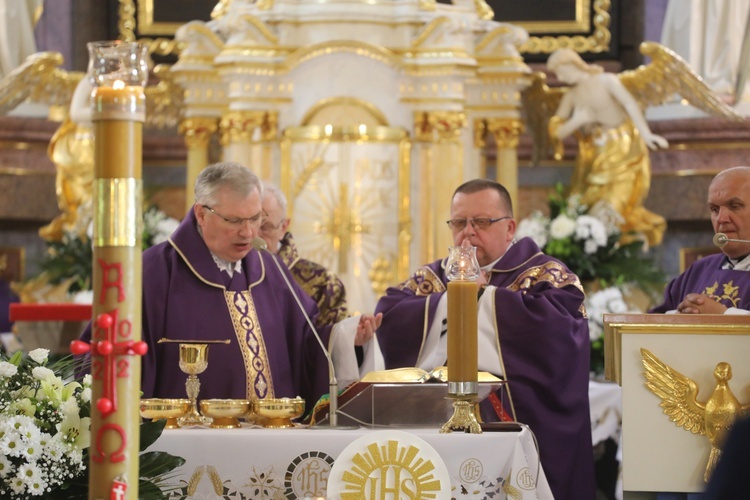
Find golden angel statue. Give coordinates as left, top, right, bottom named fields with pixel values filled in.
left=524, top=42, right=745, bottom=247
left=641, top=348, right=749, bottom=482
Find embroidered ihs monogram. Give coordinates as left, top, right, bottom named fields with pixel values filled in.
left=703, top=280, right=741, bottom=307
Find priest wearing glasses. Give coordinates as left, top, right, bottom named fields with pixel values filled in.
left=81, top=162, right=382, bottom=413
left=374, top=178, right=596, bottom=500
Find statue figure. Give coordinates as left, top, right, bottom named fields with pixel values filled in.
left=524, top=42, right=745, bottom=247
left=548, top=48, right=668, bottom=246
left=39, top=76, right=94, bottom=241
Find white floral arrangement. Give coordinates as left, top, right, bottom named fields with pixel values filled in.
left=515, top=186, right=664, bottom=375
left=142, top=206, right=180, bottom=248
left=0, top=349, right=91, bottom=498
left=515, top=193, right=621, bottom=262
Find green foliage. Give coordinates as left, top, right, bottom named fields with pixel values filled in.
left=39, top=233, right=93, bottom=293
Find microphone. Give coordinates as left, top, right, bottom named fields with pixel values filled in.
left=713, top=233, right=750, bottom=248
left=252, top=237, right=349, bottom=429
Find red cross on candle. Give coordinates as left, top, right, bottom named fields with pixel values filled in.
left=71, top=312, right=147, bottom=419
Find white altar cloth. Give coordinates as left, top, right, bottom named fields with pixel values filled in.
left=150, top=425, right=552, bottom=499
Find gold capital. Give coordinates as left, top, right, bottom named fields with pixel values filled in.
left=219, top=111, right=278, bottom=146
left=413, top=111, right=466, bottom=142
left=179, top=117, right=218, bottom=149
left=477, top=117, right=524, bottom=149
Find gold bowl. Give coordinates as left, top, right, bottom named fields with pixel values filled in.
left=140, top=398, right=191, bottom=429
left=200, top=399, right=250, bottom=429
left=251, top=397, right=305, bottom=428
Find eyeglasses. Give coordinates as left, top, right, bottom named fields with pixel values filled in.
left=260, top=218, right=286, bottom=233
left=202, top=205, right=265, bottom=228
left=446, top=216, right=511, bottom=231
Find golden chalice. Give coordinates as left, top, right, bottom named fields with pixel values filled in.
left=251, top=397, right=305, bottom=428
left=140, top=398, right=191, bottom=429
left=200, top=399, right=250, bottom=429
left=178, top=343, right=211, bottom=426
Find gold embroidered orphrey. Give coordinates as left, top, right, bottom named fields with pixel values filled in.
left=641, top=348, right=750, bottom=481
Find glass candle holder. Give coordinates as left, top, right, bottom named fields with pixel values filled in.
left=87, top=41, right=149, bottom=88
left=445, top=242, right=480, bottom=395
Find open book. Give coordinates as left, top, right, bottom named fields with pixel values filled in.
left=360, top=366, right=502, bottom=384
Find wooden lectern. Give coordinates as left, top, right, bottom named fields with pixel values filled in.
left=604, top=313, right=750, bottom=497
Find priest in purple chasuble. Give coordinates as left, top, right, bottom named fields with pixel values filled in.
left=79, top=162, right=382, bottom=413
left=651, top=166, right=750, bottom=315
left=374, top=179, right=596, bottom=500
left=259, top=181, right=349, bottom=329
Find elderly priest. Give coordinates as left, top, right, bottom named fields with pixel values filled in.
left=80, top=162, right=381, bottom=412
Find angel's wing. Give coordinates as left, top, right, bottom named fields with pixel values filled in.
left=0, top=51, right=83, bottom=116
left=641, top=347, right=706, bottom=435
left=521, top=72, right=567, bottom=165
left=619, top=41, right=744, bottom=122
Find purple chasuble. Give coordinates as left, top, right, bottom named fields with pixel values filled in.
left=375, top=237, right=596, bottom=500
left=278, top=231, right=349, bottom=328
left=80, top=210, right=331, bottom=413
left=650, top=253, right=750, bottom=312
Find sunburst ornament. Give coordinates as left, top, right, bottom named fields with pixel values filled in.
left=327, top=430, right=451, bottom=499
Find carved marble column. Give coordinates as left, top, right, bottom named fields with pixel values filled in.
left=482, top=117, right=524, bottom=211
left=468, top=23, right=530, bottom=212
left=179, top=117, right=217, bottom=212
left=414, top=110, right=466, bottom=263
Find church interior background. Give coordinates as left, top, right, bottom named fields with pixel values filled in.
left=2, top=1, right=750, bottom=498
left=4, top=0, right=749, bottom=307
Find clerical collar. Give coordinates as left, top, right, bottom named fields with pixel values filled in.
left=723, top=254, right=750, bottom=271
left=196, top=222, right=243, bottom=276
left=210, top=253, right=243, bottom=277
left=482, top=240, right=515, bottom=272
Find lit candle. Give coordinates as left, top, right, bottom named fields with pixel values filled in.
left=87, top=40, right=148, bottom=500
left=445, top=243, right=480, bottom=396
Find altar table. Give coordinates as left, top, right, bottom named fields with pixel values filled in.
left=150, top=425, right=552, bottom=499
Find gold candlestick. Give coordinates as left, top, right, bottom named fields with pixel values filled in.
left=86, top=40, right=149, bottom=499
left=441, top=242, right=482, bottom=434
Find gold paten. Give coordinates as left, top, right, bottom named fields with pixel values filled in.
left=641, top=348, right=750, bottom=481
left=92, top=178, right=142, bottom=248
left=200, top=399, right=250, bottom=429
left=251, top=397, right=305, bottom=428
left=140, top=398, right=191, bottom=429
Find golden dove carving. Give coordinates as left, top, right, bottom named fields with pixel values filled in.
left=641, top=348, right=750, bottom=482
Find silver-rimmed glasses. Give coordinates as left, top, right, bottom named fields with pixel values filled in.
left=202, top=205, right=265, bottom=228
left=446, top=216, right=511, bottom=231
